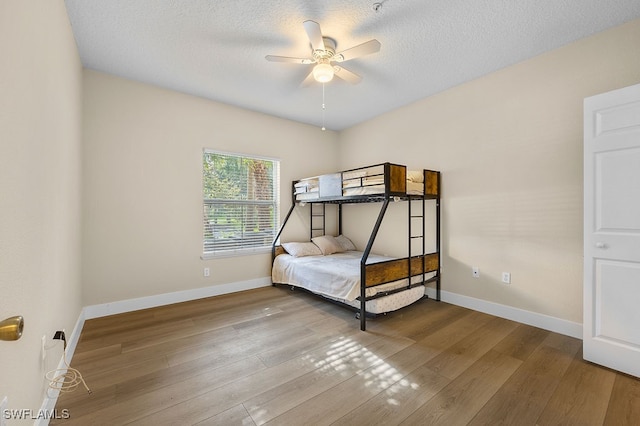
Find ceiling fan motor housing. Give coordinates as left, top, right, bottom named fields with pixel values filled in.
left=312, top=37, right=339, bottom=62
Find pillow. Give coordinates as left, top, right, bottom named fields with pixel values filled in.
left=407, top=170, right=424, bottom=183
left=311, top=235, right=344, bottom=255
left=281, top=242, right=322, bottom=257
left=335, top=234, right=357, bottom=251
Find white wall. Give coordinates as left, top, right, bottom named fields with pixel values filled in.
left=0, top=0, right=83, bottom=417
left=338, top=18, right=640, bottom=325
left=81, top=71, right=339, bottom=306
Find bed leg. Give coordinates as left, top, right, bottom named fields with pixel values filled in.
left=355, top=312, right=366, bottom=330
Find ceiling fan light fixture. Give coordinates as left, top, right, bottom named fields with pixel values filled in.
left=313, top=62, right=334, bottom=83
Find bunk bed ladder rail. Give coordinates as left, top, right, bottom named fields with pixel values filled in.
left=360, top=198, right=390, bottom=331
left=408, top=194, right=427, bottom=291
left=310, top=203, right=326, bottom=238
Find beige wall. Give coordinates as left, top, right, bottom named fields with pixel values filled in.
left=82, top=70, right=339, bottom=306
left=338, top=18, right=640, bottom=324
left=0, top=0, right=83, bottom=416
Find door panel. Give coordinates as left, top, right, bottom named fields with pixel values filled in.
left=594, top=259, right=640, bottom=347
left=584, top=83, right=640, bottom=378
left=595, top=148, right=640, bottom=232
left=595, top=100, right=640, bottom=137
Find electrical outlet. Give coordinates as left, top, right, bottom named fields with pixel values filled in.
left=472, top=266, right=480, bottom=278
left=502, top=272, right=511, bottom=284
left=204, top=267, right=210, bottom=277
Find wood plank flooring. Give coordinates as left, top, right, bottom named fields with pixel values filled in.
left=52, top=286, right=640, bottom=425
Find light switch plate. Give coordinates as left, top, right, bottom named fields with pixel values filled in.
left=1, top=396, right=8, bottom=426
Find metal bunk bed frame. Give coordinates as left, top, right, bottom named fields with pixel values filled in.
left=272, top=163, right=441, bottom=331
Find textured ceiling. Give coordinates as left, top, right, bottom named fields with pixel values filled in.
left=65, top=0, right=640, bottom=131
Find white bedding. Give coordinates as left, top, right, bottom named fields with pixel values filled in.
left=341, top=181, right=424, bottom=197
left=295, top=192, right=320, bottom=201
left=272, top=250, right=428, bottom=302
left=342, top=176, right=385, bottom=188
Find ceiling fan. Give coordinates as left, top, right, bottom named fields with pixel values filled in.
left=266, top=20, right=381, bottom=86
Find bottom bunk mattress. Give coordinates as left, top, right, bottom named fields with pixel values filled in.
left=272, top=250, right=432, bottom=314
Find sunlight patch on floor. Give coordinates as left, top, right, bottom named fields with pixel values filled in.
left=302, top=336, right=420, bottom=402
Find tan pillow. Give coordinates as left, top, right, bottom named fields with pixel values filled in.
left=335, top=235, right=357, bottom=251
left=311, top=235, right=344, bottom=255
left=407, top=170, right=424, bottom=183
left=282, top=242, right=322, bottom=257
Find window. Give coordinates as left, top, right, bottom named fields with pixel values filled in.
left=202, top=150, right=280, bottom=257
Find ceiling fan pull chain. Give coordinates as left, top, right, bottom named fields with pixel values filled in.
left=321, top=83, right=326, bottom=131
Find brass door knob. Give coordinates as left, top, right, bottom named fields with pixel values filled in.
left=0, top=316, right=24, bottom=341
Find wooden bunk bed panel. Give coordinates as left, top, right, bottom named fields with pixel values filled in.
left=364, top=253, right=439, bottom=287
left=424, top=170, right=439, bottom=198
left=424, top=252, right=439, bottom=272
left=273, top=245, right=286, bottom=257
left=387, top=163, right=407, bottom=194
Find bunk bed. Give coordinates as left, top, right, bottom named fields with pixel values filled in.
left=271, top=162, right=441, bottom=331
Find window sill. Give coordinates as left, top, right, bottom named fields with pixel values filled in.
left=201, top=246, right=272, bottom=260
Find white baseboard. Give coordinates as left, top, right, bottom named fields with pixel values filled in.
left=425, top=288, right=582, bottom=339
left=83, top=277, right=272, bottom=319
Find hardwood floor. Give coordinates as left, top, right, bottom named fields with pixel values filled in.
left=52, top=286, right=640, bottom=425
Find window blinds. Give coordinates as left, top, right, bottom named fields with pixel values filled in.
left=203, top=151, right=279, bottom=256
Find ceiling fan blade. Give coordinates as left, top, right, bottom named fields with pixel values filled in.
left=335, top=39, right=381, bottom=62
left=334, top=66, right=362, bottom=84
left=303, top=20, right=325, bottom=52
left=265, top=55, right=313, bottom=64
left=300, top=70, right=316, bottom=88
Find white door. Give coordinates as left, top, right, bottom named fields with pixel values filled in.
left=584, top=83, right=640, bottom=378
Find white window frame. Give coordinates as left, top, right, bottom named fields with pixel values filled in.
left=202, top=149, right=280, bottom=259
